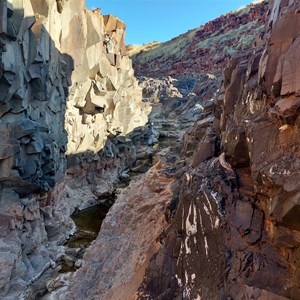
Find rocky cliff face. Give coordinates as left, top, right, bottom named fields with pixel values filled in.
left=70, top=161, right=176, bottom=300
left=219, top=1, right=300, bottom=297
left=69, top=0, right=300, bottom=299
left=0, top=0, right=149, bottom=298
left=137, top=0, right=300, bottom=299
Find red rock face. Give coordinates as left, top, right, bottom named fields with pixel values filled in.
left=203, top=3, right=267, bottom=34
left=218, top=1, right=300, bottom=297
left=135, top=1, right=300, bottom=299
left=185, top=0, right=300, bottom=298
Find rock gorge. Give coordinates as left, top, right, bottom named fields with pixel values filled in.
left=1, top=0, right=300, bottom=300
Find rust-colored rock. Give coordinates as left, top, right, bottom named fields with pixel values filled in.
left=217, top=0, right=300, bottom=297
left=69, top=162, right=175, bottom=299
left=134, top=1, right=300, bottom=299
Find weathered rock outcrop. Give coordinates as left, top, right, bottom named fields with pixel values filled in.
left=0, top=0, right=149, bottom=298
left=218, top=1, right=300, bottom=297
left=137, top=89, right=223, bottom=300
left=138, top=74, right=221, bottom=147
left=3, top=0, right=300, bottom=299
left=131, top=1, right=300, bottom=299
left=139, top=76, right=183, bottom=102
left=45, top=0, right=300, bottom=298
left=69, top=162, right=176, bottom=300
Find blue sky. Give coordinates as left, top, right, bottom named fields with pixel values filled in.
left=86, top=0, right=258, bottom=45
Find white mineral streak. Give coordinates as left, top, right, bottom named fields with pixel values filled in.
left=215, top=217, right=220, bottom=228
left=269, top=164, right=291, bottom=176
left=211, top=191, right=223, bottom=217
left=203, top=203, right=210, bottom=215
left=185, top=203, right=198, bottom=254
left=204, top=236, right=209, bottom=257
left=202, top=190, right=220, bottom=229
left=186, top=172, right=191, bottom=182
left=279, top=124, right=289, bottom=131
left=175, top=274, right=183, bottom=288
left=185, top=271, right=189, bottom=287
left=186, top=203, right=198, bottom=235
left=197, top=202, right=209, bottom=257
left=218, top=152, right=233, bottom=171
left=183, top=269, right=192, bottom=299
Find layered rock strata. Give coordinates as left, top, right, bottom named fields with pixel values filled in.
left=50, top=0, right=300, bottom=298
left=0, top=0, right=149, bottom=298
left=138, top=74, right=221, bottom=152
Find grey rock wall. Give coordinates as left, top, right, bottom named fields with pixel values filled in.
left=0, top=0, right=150, bottom=195
left=0, top=0, right=150, bottom=298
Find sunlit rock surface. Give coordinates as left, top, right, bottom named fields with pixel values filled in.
left=0, top=0, right=149, bottom=298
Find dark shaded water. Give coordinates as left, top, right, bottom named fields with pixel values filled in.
left=65, top=203, right=109, bottom=248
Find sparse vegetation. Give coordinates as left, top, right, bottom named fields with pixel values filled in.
left=130, top=2, right=267, bottom=77
left=127, top=41, right=161, bottom=57
left=237, top=35, right=255, bottom=50
left=130, top=29, right=198, bottom=64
